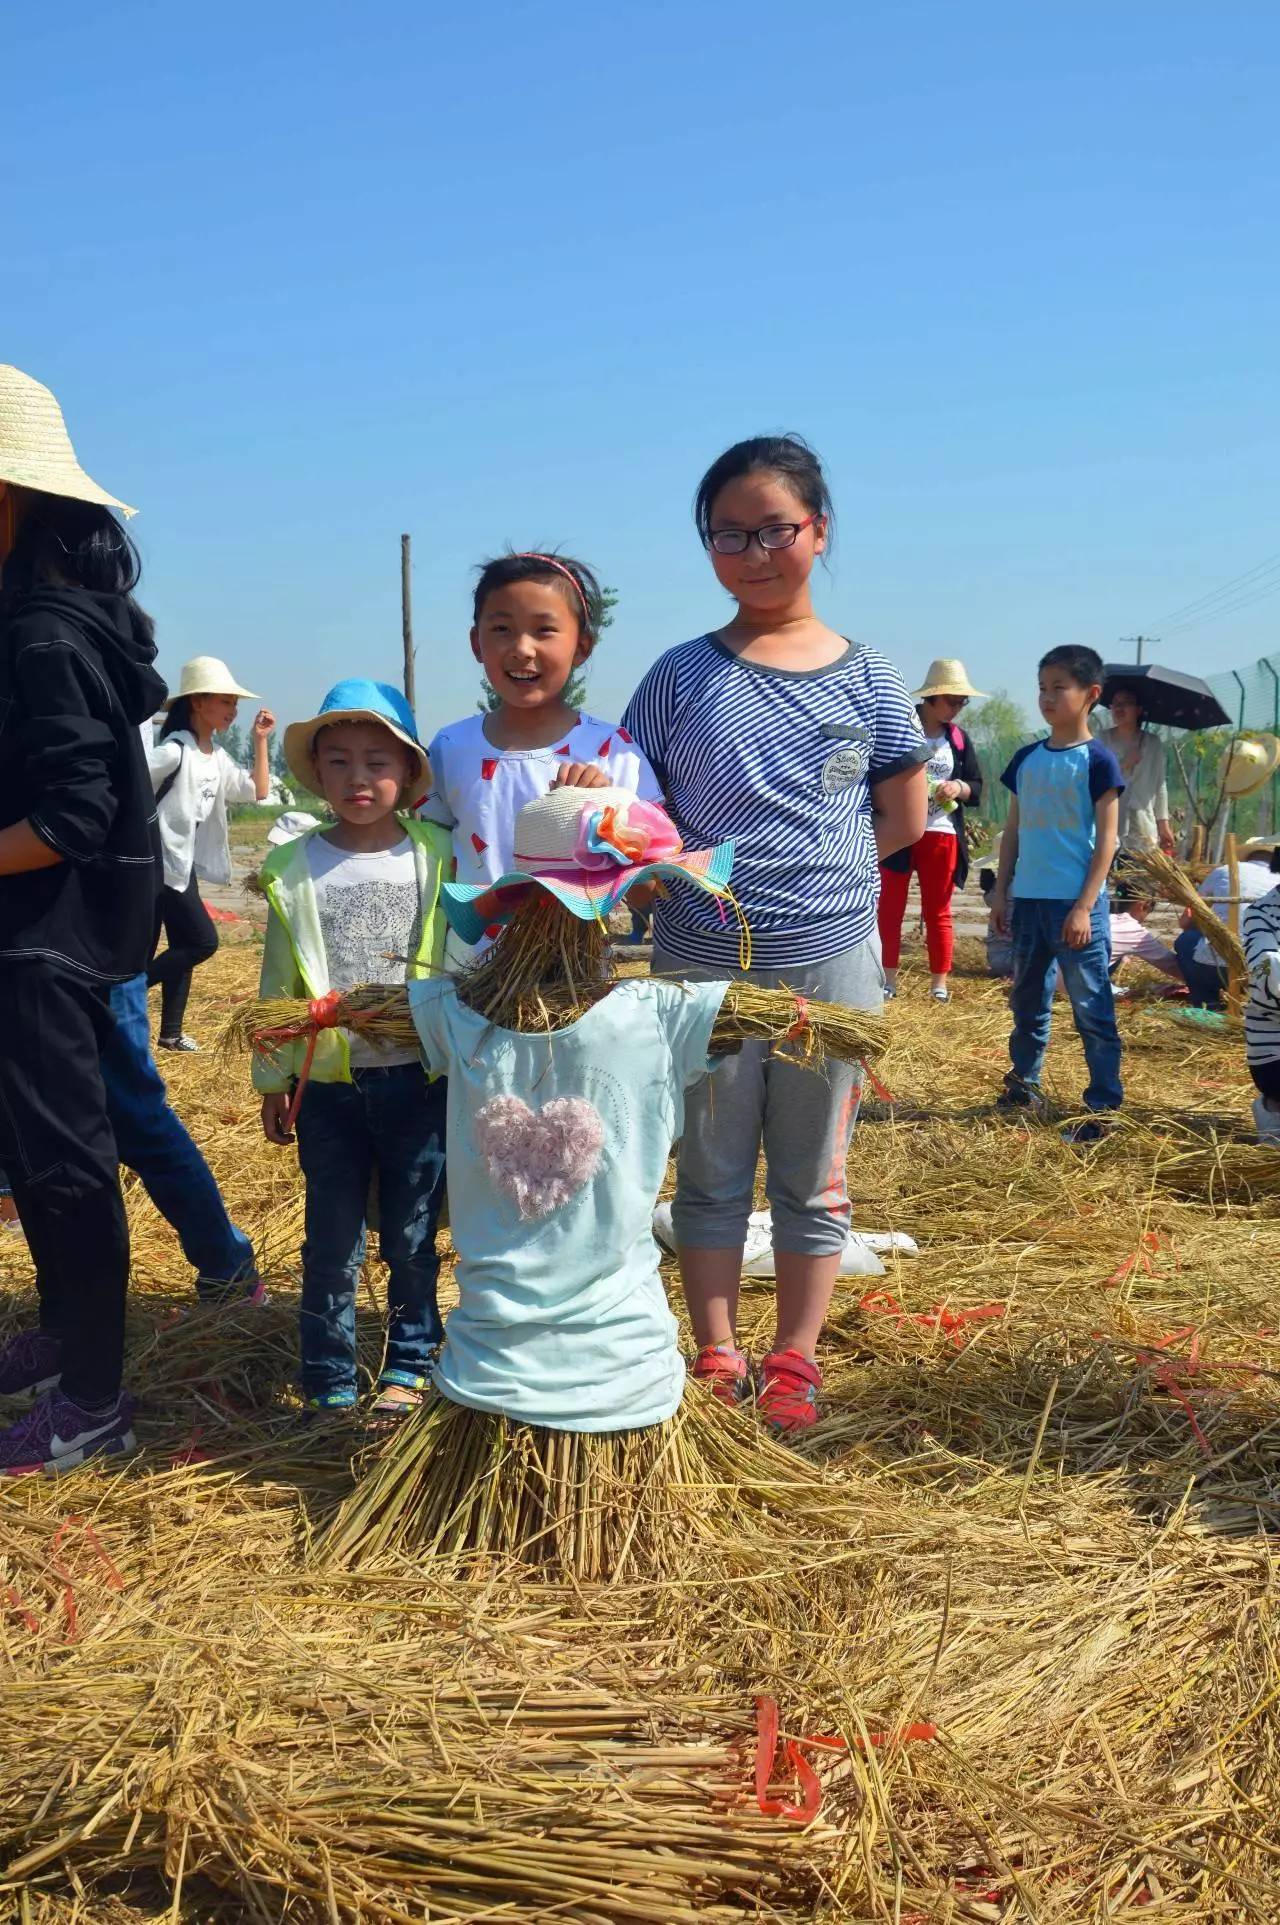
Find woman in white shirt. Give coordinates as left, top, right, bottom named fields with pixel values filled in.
left=1100, top=685, right=1175, bottom=857
left=147, top=656, right=275, bottom=1049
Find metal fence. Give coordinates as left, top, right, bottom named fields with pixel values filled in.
left=1205, top=650, right=1280, bottom=733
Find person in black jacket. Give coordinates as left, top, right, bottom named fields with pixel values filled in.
left=0, top=363, right=166, bottom=1476
left=878, top=658, right=985, bottom=1003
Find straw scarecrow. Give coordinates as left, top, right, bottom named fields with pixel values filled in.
left=238, top=788, right=885, bottom=1577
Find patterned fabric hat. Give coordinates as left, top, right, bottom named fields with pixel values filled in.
left=442, top=785, right=734, bottom=946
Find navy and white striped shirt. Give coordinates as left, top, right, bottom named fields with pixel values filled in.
left=622, top=636, right=929, bottom=967
left=1243, top=885, right=1280, bottom=1069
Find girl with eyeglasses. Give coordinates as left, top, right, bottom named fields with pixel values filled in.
left=622, top=434, right=929, bottom=1432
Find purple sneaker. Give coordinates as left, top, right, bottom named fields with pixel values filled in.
left=0, top=1330, right=62, bottom=1398
left=0, top=1388, right=136, bottom=1477
left=194, top=1270, right=268, bottom=1309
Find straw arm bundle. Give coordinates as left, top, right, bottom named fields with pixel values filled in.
left=1120, top=846, right=1247, bottom=988
left=227, top=981, right=888, bottom=1069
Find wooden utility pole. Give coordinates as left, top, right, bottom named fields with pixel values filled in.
left=401, top=533, right=416, bottom=712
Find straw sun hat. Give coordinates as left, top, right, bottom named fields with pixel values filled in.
left=0, top=364, right=136, bottom=517
left=1222, top=733, right=1280, bottom=800
left=163, top=657, right=259, bottom=710
left=912, top=658, right=987, bottom=701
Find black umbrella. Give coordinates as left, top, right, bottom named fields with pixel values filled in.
left=1100, top=663, right=1232, bottom=732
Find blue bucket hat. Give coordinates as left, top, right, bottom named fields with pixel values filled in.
left=282, top=678, right=430, bottom=803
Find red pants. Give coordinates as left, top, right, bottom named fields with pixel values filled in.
left=878, top=831, right=959, bottom=974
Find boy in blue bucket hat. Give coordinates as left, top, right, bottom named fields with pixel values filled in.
left=256, top=679, right=451, bottom=1421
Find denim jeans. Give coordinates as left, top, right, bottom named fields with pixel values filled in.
left=103, top=974, right=255, bottom=1291
left=294, top=1064, right=447, bottom=1396
left=1173, top=926, right=1227, bottom=1008
left=1007, top=899, right=1123, bottom=1112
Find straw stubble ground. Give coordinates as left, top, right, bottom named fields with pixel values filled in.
left=1, top=920, right=1279, bottom=1921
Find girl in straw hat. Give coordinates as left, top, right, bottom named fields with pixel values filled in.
left=878, top=659, right=985, bottom=1004
left=0, top=363, right=166, bottom=1475
left=145, top=657, right=275, bottom=1050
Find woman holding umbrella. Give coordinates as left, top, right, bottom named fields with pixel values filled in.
left=1099, top=683, right=1175, bottom=857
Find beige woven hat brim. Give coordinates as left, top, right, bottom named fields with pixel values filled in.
left=912, top=657, right=987, bottom=700
left=162, top=656, right=259, bottom=709
left=0, top=365, right=136, bottom=518
left=1223, top=734, right=1280, bottom=799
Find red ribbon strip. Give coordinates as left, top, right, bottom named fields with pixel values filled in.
left=752, top=1696, right=938, bottom=1821
left=4, top=1585, right=39, bottom=1636
left=859, top=1291, right=1005, bottom=1350
left=1136, top=1325, right=1212, bottom=1457
left=1103, top=1231, right=1178, bottom=1289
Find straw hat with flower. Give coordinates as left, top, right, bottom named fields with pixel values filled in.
left=912, top=658, right=987, bottom=701
left=0, top=364, right=136, bottom=517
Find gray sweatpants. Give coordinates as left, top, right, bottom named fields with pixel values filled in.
left=654, top=939, right=885, bottom=1259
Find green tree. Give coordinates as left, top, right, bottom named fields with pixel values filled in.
left=962, top=690, right=1033, bottom=827
left=478, top=585, right=618, bottom=714
left=215, top=721, right=248, bottom=766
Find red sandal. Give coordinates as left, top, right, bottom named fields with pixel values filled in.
left=692, top=1344, right=751, bottom=1407
left=756, top=1349, right=822, bottom=1433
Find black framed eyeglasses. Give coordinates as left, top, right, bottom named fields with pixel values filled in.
left=706, top=512, right=823, bottom=557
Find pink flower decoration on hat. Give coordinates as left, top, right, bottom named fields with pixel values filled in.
left=574, top=799, right=683, bottom=873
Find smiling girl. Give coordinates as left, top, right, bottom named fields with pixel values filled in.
left=147, top=657, right=275, bottom=1049
left=422, top=551, right=660, bottom=963
left=622, top=435, right=929, bottom=1431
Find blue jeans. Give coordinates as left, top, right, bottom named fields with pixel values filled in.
left=294, top=1064, right=447, bottom=1396
left=103, top=974, right=255, bottom=1291
left=1174, top=926, right=1227, bottom=1008
left=1007, top=899, right=1123, bottom=1112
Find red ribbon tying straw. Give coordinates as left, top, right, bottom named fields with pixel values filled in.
left=783, top=994, right=810, bottom=1042
left=254, top=990, right=347, bottom=1130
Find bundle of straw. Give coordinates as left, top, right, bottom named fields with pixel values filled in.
left=1120, top=846, right=1247, bottom=990
left=228, top=979, right=887, bottom=1072
left=320, top=1386, right=859, bottom=1578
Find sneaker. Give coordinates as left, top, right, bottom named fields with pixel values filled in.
left=157, top=1033, right=201, bottom=1053
left=0, top=1330, right=62, bottom=1397
left=691, top=1344, right=751, bottom=1407
left=996, top=1081, right=1046, bottom=1115
left=0, top=1388, right=135, bottom=1476
left=883, top=985, right=897, bottom=1002
left=756, top=1349, right=822, bottom=1434
left=1253, top=1096, right=1280, bottom=1146
left=1062, top=1119, right=1108, bottom=1146
left=930, top=986, right=951, bottom=1004
left=194, top=1270, right=268, bottom=1308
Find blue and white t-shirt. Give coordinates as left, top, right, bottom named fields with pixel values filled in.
left=621, top=637, right=929, bottom=967
left=1001, top=738, right=1124, bottom=901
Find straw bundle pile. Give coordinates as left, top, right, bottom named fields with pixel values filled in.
left=4, top=900, right=1280, bottom=1918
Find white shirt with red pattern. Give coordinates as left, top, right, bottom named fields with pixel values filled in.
left=421, top=713, right=662, bottom=963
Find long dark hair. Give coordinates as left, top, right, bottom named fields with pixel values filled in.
left=160, top=695, right=193, bottom=741
left=4, top=490, right=154, bottom=641
left=694, top=433, right=835, bottom=550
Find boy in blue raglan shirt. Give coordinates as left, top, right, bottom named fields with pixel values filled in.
left=990, top=646, right=1125, bottom=1140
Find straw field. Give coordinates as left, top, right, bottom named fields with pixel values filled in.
left=2, top=903, right=1279, bottom=1922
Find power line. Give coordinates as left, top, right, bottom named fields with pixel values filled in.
left=1150, top=550, right=1280, bottom=629
left=1161, top=573, right=1280, bottom=638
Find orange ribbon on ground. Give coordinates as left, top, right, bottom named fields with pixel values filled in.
left=752, top=1696, right=938, bottom=1821
left=859, top=1290, right=1005, bottom=1350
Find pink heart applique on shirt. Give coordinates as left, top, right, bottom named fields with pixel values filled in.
left=473, top=1095, right=606, bottom=1220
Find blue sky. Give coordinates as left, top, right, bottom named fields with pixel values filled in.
left=6, top=0, right=1278, bottom=734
